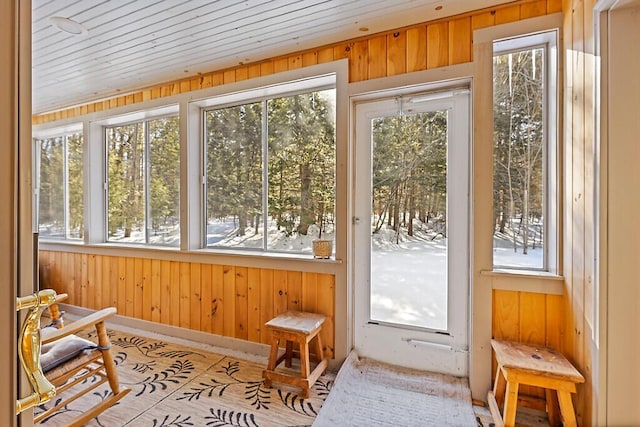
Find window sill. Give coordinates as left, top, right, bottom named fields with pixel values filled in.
left=480, top=269, right=564, bottom=295
left=38, top=240, right=342, bottom=274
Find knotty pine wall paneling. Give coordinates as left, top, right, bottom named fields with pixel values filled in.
left=561, top=0, right=597, bottom=424
left=39, top=251, right=336, bottom=358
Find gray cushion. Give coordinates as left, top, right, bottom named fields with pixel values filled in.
left=40, top=331, right=96, bottom=373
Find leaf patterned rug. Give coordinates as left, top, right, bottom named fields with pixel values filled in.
left=35, top=328, right=334, bottom=426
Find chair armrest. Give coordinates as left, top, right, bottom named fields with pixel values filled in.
left=42, top=307, right=117, bottom=345
left=55, top=293, right=69, bottom=303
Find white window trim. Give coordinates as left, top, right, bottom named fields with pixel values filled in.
left=89, top=105, right=180, bottom=245
left=198, top=77, right=336, bottom=254
left=33, top=125, right=84, bottom=241
left=478, top=13, right=562, bottom=275
left=103, top=111, right=181, bottom=246
left=470, top=12, right=563, bottom=402
left=187, top=60, right=349, bottom=254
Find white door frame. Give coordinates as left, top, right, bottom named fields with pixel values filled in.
left=593, top=1, right=640, bottom=425
left=351, top=86, right=470, bottom=376
left=4, top=0, right=34, bottom=426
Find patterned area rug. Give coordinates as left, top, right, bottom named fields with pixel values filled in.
left=313, top=351, right=477, bottom=426
left=35, top=328, right=334, bottom=426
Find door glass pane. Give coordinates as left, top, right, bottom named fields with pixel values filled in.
left=370, top=110, right=448, bottom=330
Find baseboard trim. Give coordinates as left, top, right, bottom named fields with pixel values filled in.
left=58, top=303, right=341, bottom=370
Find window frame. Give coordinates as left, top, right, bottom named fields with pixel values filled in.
left=34, top=124, right=84, bottom=241
left=491, top=29, right=559, bottom=273
left=103, top=112, right=181, bottom=246
left=201, top=77, right=337, bottom=255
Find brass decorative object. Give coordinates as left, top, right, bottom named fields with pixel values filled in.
left=16, top=289, right=58, bottom=415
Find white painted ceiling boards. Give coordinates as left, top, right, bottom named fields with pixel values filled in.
left=33, top=0, right=509, bottom=114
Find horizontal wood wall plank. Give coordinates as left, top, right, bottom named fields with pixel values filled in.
left=39, top=250, right=335, bottom=358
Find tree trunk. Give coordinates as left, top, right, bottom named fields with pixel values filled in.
left=499, top=190, right=506, bottom=233
left=408, top=181, right=415, bottom=236
left=298, top=162, right=313, bottom=235
left=238, top=212, right=246, bottom=236
left=522, top=188, right=529, bottom=254
left=506, top=55, right=518, bottom=254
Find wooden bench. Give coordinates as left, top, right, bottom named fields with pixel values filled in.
left=262, top=311, right=328, bottom=398
left=488, top=339, right=585, bottom=427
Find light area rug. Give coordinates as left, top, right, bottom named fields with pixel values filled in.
left=313, top=351, right=478, bottom=426
left=35, top=327, right=334, bottom=427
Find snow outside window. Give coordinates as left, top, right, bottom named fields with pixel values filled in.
left=36, top=131, right=84, bottom=240
left=204, top=88, right=336, bottom=255
left=492, top=30, right=558, bottom=272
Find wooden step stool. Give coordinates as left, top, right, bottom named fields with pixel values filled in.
left=262, top=311, right=328, bottom=398
left=488, top=339, right=585, bottom=427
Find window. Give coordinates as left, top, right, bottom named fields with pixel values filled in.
left=106, top=116, right=180, bottom=246
left=492, top=31, right=558, bottom=271
left=36, top=131, right=84, bottom=239
left=204, top=87, right=336, bottom=254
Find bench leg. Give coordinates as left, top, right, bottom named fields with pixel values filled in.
left=546, top=388, right=561, bottom=426
left=494, top=365, right=507, bottom=410
left=314, top=332, right=324, bottom=363
left=503, top=381, right=519, bottom=427
left=300, top=338, right=311, bottom=379
left=263, top=336, right=280, bottom=388
left=285, top=340, right=294, bottom=368
left=557, top=390, right=578, bottom=427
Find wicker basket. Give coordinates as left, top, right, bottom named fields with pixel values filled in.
left=312, top=240, right=333, bottom=259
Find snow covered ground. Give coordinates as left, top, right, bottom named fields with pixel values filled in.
left=371, top=240, right=543, bottom=331
left=370, top=224, right=542, bottom=331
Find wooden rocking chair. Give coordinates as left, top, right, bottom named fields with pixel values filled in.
left=17, top=289, right=130, bottom=426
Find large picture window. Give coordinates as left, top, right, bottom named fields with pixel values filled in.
left=492, top=31, right=558, bottom=271
left=106, top=116, right=180, bottom=246
left=205, top=88, right=336, bottom=254
left=37, top=131, right=84, bottom=239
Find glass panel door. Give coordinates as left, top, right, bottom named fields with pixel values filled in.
left=353, top=88, right=470, bottom=375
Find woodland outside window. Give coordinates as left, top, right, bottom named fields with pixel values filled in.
left=105, top=116, right=180, bottom=246
left=36, top=130, right=84, bottom=240
left=492, top=30, right=558, bottom=272
left=204, top=87, right=336, bottom=255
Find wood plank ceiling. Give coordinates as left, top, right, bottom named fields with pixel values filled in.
left=32, top=0, right=509, bottom=114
